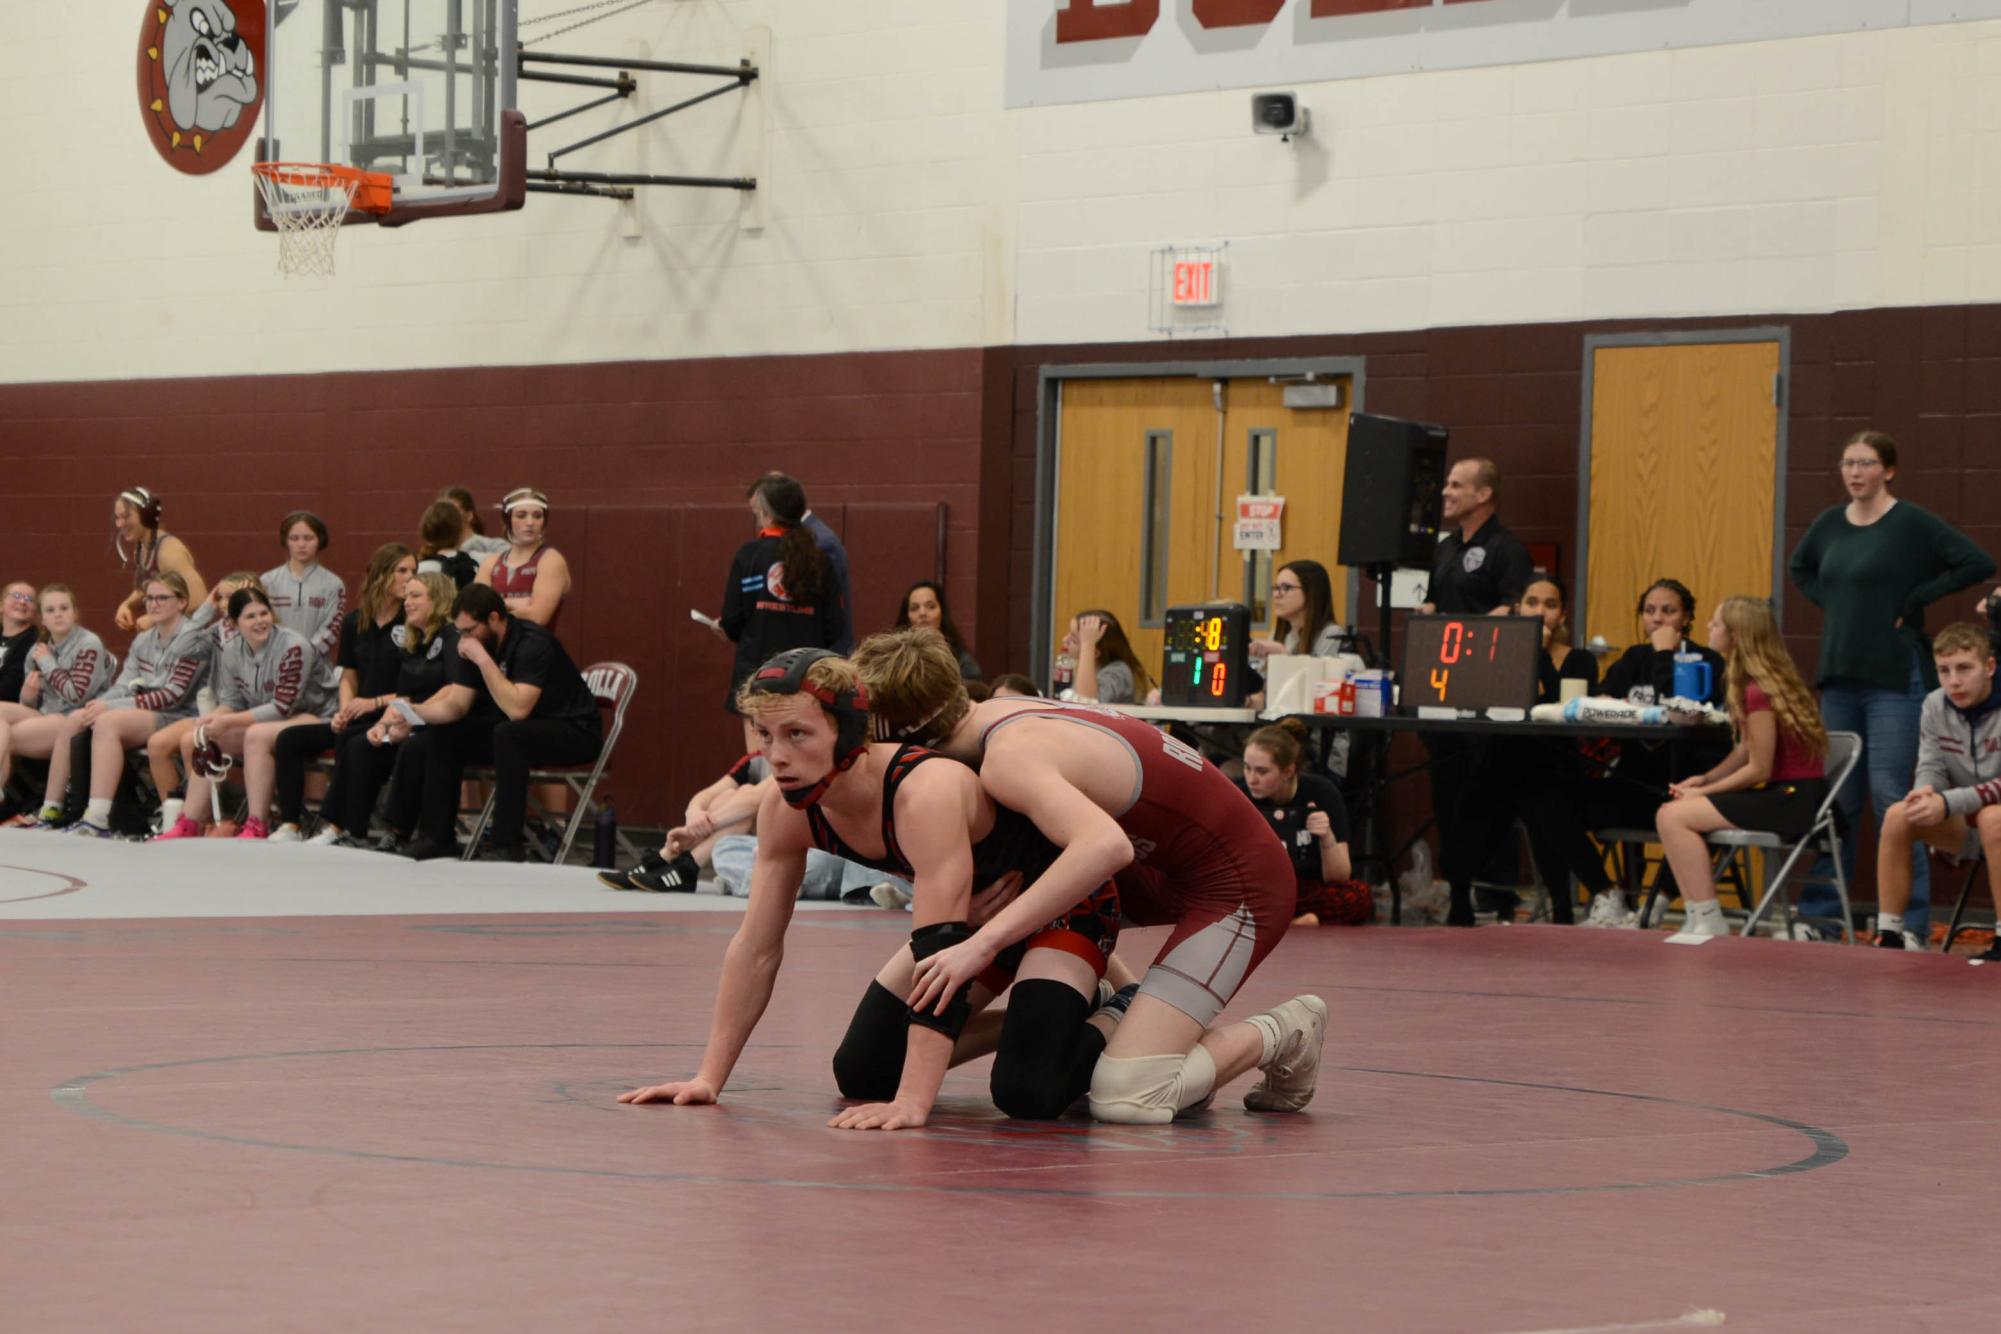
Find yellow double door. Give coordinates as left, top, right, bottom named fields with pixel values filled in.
left=1052, top=376, right=1353, bottom=676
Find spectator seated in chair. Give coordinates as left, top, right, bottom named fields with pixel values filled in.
left=1874, top=622, right=2001, bottom=961
left=1238, top=718, right=1367, bottom=927
left=152, top=586, right=333, bottom=841
left=350, top=574, right=463, bottom=851
left=1057, top=609, right=1150, bottom=705
left=59, top=572, right=212, bottom=838
left=263, top=543, right=415, bottom=843
left=1519, top=577, right=1727, bottom=929
left=1654, top=597, right=1828, bottom=938
left=0, top=585, right=117, bottom=825
left=376, top=583, right=601, bottom=862
left=894, top=580, right=980, bottom=681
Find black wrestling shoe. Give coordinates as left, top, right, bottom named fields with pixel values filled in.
left=597, top=850, right=668, bottom=892
left=475, top=842, right=527, bottom=864
left=1969, top=938, right=2001, bottom=966
left=627, top=851, right=699, bottom=893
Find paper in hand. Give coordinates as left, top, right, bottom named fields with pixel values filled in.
left=689, top=609, right=722, bottom=630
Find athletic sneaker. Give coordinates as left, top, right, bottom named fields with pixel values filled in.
left=1769, top=921, right=1825, bottom=942
left=597, top=851, right=665, bottom=892
left=1244, top=994, right=1329, bottom=1113
left=23, top=807, right=72, bottom=831
left=149, top=815, right=204, bottom=842
left=624, top=851, right=699, bottom=892
left=870, top=881, right=913, bottom=911
left=1968, top=939, right=2001, bottom=966
left=236, top=817, right=270, bottom=840
left=69, top=820, right=117, bottom=839
left=1874, top=930, right=1925, bottom=951
left=1584, top=890, right=1637, bottom=929
left=305, top=826, right=342, bottom=846
left=268, top=823, right=302, bottom=843
left=1, top=811, right=39, bottom=828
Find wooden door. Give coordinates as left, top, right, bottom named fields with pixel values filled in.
left=1583, top=341, right=1781, bottom=651
left=1052, top=376, right=1353, bottom=682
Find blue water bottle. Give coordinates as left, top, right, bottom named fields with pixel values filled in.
left=1672, top=650, right=1712, bottom=702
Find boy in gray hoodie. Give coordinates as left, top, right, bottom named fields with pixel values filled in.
left=1875, top=621, right=2001, bottom=959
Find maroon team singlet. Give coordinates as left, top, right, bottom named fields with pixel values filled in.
left=490, top=545, right=559, bottom=630
left=978, top=703, right=1295, bottom=1025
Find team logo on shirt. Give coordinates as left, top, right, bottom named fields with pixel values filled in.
left=1462, top=547, right=1487, bottom=574
left=765, top=562, right=789, bottom=601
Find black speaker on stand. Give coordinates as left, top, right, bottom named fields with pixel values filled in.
left=1338, top=412, right=1449, bottom=669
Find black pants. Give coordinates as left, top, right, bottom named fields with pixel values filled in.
left=416, top=714, right=602, bottom=849
left=276, top=716, right=396, bottom=834
left=273, top=720, right=342, bottom=827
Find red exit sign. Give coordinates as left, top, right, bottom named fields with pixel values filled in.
left=1172, top=258, right=1220, bottom=306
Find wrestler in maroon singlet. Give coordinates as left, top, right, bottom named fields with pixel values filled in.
left=977, top=702, right=1295, bottom=1026
left=489, top=546, right=557, bottom=629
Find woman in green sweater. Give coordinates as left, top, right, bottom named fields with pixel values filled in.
left=1788, top=430, right=1995, bottom=939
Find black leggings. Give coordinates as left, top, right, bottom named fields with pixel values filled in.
left=279, top=718, right=399, bottom=834
left=830, top=978, right=1106, bottom=1120
left=273, top=721, right=338, bottom=827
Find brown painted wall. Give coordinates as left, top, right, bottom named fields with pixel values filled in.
left=0, top=349, right=989, bottom=824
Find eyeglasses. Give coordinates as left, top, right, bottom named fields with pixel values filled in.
left=1272, top=581, right=1302, bottom=593
left=4, top=591, right=34, bottom=604
left=143, top=593, right=179, bottom=605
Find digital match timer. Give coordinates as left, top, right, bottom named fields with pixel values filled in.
left=1397, top=614, right=1541, bottom=713
left=1160, top=602, right=1252, bottom=707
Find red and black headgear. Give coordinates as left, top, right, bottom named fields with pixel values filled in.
left=746, top=648, right=870, bottom=807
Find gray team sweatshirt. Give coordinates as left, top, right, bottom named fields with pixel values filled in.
left=1914, top=689, right=2001, bottom=816
left=215, top=625, right=333, bottom=722
left=101, top=617, right=213, bottom=718
left=261, top=562, right=347, bottom=689
left=28, top=628, right=118, bottom=715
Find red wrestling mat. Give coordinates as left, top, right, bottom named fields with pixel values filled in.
left=5, top=912, right=1998, bottom=1332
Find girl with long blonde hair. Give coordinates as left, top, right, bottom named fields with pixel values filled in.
left=1654, top=596, right=1828, bottom=936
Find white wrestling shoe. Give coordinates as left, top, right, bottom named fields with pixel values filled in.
left=304, top=825, right=342, bottom=846
left=268, top=824, right=303, bottom=843
left=1244, top=994, right=1329, bottom=1113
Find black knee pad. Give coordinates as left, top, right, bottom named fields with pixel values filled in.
left=830, top=981, right=908, bottom=1101
left=989, top=979, right=1100, bottom=1121
left=907, top=921, right=977, bottom=1039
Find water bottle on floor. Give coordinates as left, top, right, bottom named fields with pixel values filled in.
left=593, top=801, right=618, bottom=870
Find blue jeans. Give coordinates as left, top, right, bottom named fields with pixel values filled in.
left=1807, top=654, right=1929, bottom=929
left=710, top=833, right=908, bottom=902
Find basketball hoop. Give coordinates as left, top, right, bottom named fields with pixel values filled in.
left=251, top=162, right=394, bottom=277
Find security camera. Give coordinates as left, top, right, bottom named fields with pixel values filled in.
left=1252, top=92, right=1309, bottom=140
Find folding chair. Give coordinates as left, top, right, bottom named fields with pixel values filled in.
left=1941, top=853, right=1994, bottom=954
left=1720, top=730, right=1862, bottom=943
left=460, top=661, right=638, bottom=864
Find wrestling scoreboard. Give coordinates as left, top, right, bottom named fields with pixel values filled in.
left=1161, top=602, right=1251, bottom=707
left=1397, top=614, right=1541, bottom=713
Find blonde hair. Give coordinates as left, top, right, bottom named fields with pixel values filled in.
left=146, top=570, right=192, bottom=604
left=733, top=654, right=865, bottom=720
left=402, top=572, right=458, bottom=655
left=851, top=627, right=971, bottom=743
left=1933, top=621, right=1992, bottom=661
left=1718, top=596, right=1826, bottom=759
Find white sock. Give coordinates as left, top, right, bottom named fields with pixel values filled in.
left=1246, top=1012, right=1284, bottom=1066
left=159, top=797, right=184, bottom=828
left=1601, top=889, right=1629, bottom=909
left=1878, top=912, right=1905, bottom=934
left=1686, top=898, right=1725, bottom=926
left=84, top=797, right=112, bottom=825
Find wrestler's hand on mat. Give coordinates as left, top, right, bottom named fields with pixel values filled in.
left=909, top=936, right=998, bottom=1016
left=968, top=870, right=1023, bottom=925
left=828, top=1097, right=931, bottom=1131
left=617, top=1078, right=718, bottom=1107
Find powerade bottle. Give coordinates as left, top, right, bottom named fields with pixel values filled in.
left=592, top=800, right=618, bottom=870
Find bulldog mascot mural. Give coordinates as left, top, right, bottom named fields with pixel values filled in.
left=138, top=0, right=268, bottom=173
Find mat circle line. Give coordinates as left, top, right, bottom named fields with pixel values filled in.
left=0, top=863, right=88, bottom=906
left=51, top=1042, right=1849, bottom=1201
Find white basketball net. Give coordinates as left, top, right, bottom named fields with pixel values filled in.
left=252, top=167, right=359, bottom=278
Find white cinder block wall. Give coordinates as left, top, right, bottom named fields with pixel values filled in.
left=11, top=3, right=2001, bottom=383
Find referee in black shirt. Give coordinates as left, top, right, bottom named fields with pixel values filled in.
left=1420, top=458, right=1534, bottom=925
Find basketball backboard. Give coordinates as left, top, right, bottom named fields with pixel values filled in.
left=258, top=0, right=525, bottom=226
